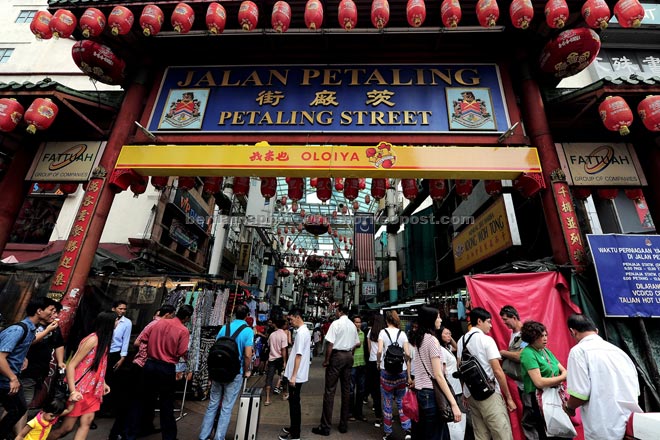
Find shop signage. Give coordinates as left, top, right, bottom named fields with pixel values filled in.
left=556, top=142, right=646, bottom=186
left=29, top=141, right=105, bottom=182
left=237, top=242, right=251, bottom=270
left=593, top=49, right=660, bottom=81
left=170, top=188, right=212, bottom=234
left=147, top=64, right=511, bottom=134
left=452, top=195, right=521, bottom=272
left=552, top=181, right=587, bottom=272
left=169, top=219, right=199, bottom=252
left=117, top=143, right=541, bottom=180
left=363, top=281, right=377, bottom=299
left=587, top=234, right=660, bottom=318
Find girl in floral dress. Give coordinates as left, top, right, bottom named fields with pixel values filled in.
left=47, top=311, right=117, bottom=440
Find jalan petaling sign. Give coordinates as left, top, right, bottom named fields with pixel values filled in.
left=147, top=64, right=511, bottom=134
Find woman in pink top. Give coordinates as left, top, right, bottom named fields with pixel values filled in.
left=48, top=311, right=117, bottom=440
left=410, top=305, right=461, bottom=440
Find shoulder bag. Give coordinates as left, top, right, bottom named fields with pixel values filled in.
left=420, top=335, right=455, bottom=423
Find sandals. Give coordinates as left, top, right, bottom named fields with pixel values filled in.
left=264, top=401, right=272, bottom=406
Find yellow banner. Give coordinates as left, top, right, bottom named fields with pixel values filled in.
left=453, top=197, right=515, bottom=272
left=116, top=142, right=541, bottom=179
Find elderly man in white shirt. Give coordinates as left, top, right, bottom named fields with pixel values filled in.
left=312, top=305, right=359, bottom=437
left=564, top=314, right=640, bottom=440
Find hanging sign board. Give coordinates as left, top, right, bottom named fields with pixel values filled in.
left=28, top=141, right=105, bottom=182
left=147, top=64, right=511, bottom=134
left=586, top=234, right=660, bottom=318
left=556, top=142, right=646, bottom=186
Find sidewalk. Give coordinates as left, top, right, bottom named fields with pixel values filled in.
left=84, top=356, right=407, bottom=440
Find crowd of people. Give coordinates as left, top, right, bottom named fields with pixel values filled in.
left=0, top=297, right=643, bottom=440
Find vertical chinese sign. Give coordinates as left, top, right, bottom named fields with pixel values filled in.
left=552, top=181, right=587, bottom=272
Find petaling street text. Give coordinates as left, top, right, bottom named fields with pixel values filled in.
left=178, top=67, right=481, bottom=88
left=217, top=110, right=432, bottom=126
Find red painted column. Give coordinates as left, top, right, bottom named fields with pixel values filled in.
left=0, top=143, right=37, bottom=253
left=48, top=72, right=149, bottom=338
left=519, top=63, right=573, bottom=267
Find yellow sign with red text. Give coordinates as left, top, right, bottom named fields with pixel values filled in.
left=116, top=142, right=541, bottom=179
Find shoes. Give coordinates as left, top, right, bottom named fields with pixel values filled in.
left=273, top=387, right=282, bottom=394
left=279, top=434, right=300, bottom=440
left=348, top=416, right=356, bottom=421
left=383, top=434, right=393, bottom=440
left=311, top=426, right=330, bottom=436
left=281, top=427, right=290, bottom=435
left=282, top=393, right=289, bottom=400
left=338, top=426, right=348, bottom=433
left=404, top=430, right=412, bottom=440
left=373, top=420, right=382, bottom=428
left=264, top=401, right=272, bottom=406
left=90, top=422, right=98, bottom=430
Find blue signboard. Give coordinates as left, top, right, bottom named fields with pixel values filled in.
left=147, top=64, right=511, bottom=134
left=586, top=234, right=660, bottom=318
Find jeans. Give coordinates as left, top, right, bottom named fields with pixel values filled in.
left=413, top=388, right=448, bottom=440
left=199, top=374, right=243, bottom=440
left=0, top=387, right=27, bottom=439
left=287, top=381, right=303, bottom=438
left=350, top=365, right=366, bottom=419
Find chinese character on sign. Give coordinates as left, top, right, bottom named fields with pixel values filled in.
left=53, top=272, right=65, bottom=286
left=610, top=56, right=641, bottom=75
left=641, top=56, right=660, bottom=75
left=64, top=240, right=78, bottom=252
left=86, top=181, right=100, bottom=193
left=365, top=90, right=395, bottom=107
left=256, top=90, right=285, bottom=106
left=71, top=225, right=84, bottom=237
left=570, top=232, right=582, bottom=246
left=561, top=201, right=573, bottom=213
left=309, top=90, right=339, bottom=106
left=249, top=151, right=263, bottom=161
left=276, top=152, right=289, bottom=161
left=60, top=257, right=73, bottom=269
left=264, top=150, right=275, bottom=161
left=77, top=210, right=89, bottom=222
left=81, top=195, right=95, bottom=207
left=565, top=216, right=578, bottom=230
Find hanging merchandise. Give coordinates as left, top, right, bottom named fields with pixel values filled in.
left=30, top=11, right=53, bottom=40
left=172, top=2, right=195, bottom=34
left=544, top=0, right=569, bottom=29
left=599, top=96, right=633, bottom=135
left=206, top=2, right=227, bottom=34
left=509, top=0, right=533, bottom=29
left=50, top=9, right=77, bottom=39
left=406, top=0, right=426, bottom=27
left=305, top=0, right=324, bottom=30
left=441, top=0, right=462, bottom=28
left=0, top=99, right=24, bottom=133
left=582, top=0, right=611, bottom=29
left=338, top=0, right=358, bottom=30
left=140, top=4, right=164, bottom=36
left=109, top=5, right=134, bottom=36
left=476, top=0, right=499, bottom=27
left=637, top=95, right=660, bottom=132
left=613, top=0, right=645, bottom=28
left=371, top=0, right=390, bottom=29
left=239, top=1, right=259, bottom=31
left=272, top=1, right=292, bottom=32
left=79, top=8, right=106, bottom=38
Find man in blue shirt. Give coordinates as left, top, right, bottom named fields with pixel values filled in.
left=0, top=298, right=57, bottom=439
left=199, top=304, right=254, bottom=440
left=102, top=300, right=132, bottom=418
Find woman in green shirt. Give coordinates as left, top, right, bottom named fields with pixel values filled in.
left=519, top=320, right=569, bottom=439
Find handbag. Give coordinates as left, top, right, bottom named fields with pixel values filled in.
left=420, top=337, right=455, bottom=423
left=402, top=388, right=419, bottom=422
left=537, top=385, right=577, bottom=438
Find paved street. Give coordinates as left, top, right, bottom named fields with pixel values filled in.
left=84, top=356, right=403, bottom=440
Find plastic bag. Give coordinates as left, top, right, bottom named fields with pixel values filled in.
left=539, top=386, right=577, bottom=438
left=447, top=413, right=467, bottom=440
left=402, top=388, right=419, bottom=423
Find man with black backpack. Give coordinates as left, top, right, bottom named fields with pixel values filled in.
left=199, top=304, right=254, bottom=440
left=457, top=307, right=516, bottom=440
left=0, top=298, right=57, bottom=440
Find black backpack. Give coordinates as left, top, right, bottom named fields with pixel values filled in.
left=458, top=332, right=496, bottom=401
left=0, top=322, right=29, bottom=346
left=383, top=329, right=405, bottom=374
left=207, top=323, right=249, bottom=383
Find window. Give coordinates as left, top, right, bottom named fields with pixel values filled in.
left=15, top=10, right=37, bottom=23
left=0, top=49, right=14, bottom=64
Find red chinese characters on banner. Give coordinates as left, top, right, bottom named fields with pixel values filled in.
left=249, top=149, right=290, bottom=162
left=553, top=181, right=586, bottom=272
left=49, top=178, right=103, bottom=298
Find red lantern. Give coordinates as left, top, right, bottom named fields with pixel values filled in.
left=484, top=180, right=503, bottom=196
left=316, top=178, right=332, bottom=202
left=72, top=40, right=126, bottom=86
left=406, top=0, right=426, bottom=27
left=24, top=98, right=58, bottom=135
left=544, top=0, right=569, bottom=29
left=281, top=195, right=288, bottom=206
left=151, top=176, right=169, bottom=190
left=539, top=28, right=601, bottom=78
left=206, top=3, right=227, bottom=34
left=110, top=169, right=140, bottom=193
left=599, top=96, right=633, bottom=135
left=336, top=272, right=347, bottom=281
left=571, top=187, right=591, bottom=200
left=371, top=178, right=387, bottom=200
left=300, top=208, right=306, bottom=218
left=582, top=0, right=611, bottom=29
left=624, top=188, right=644, bottom=201
left=305, top=0, right=324, bottom=30
left=429, top=179, right=448, bottom=201
left=203, top=177, right=223, bottom=194
left=614, top=0, right=644, bottom=28
left=177, top=176, right=196, bottom=190
left=310, top=177, right=318, bottom=188
left=291, top=201, right=299, bottom=213
left=38, top=182, right=57, bottom=192
left=352, top=200, right=360, bottom=211
left=304, top=215, right=329, bottom=235
left=476, top=0, right=499, bottom=27
left=441, top=0, right=462, bottom=28
left=510, top=0, right=533, bottom=29
left=341, top=205, right=348, bottom=215
left=596, top=188, right=618, bottom=200
left=50, top=9, right=77, bottom=39
left=58, top=183, right=79, bottom=195
left=0, top=99, right=24, bottom=133
left=637, top=95, right=660, bottom=132
left=30, top=11, right=53, bottom=40
left=371, top=0, right=390, bottom=29
left=272, top=1, right=291, bottom=33
left=338, top=0, right=358, bottom=30
left=279, top=268, right=290, bottom=278
left=402, top=179, right=418, bottom=200
left=109, top=6, right=134, bottom=36
left=365, top=194, right=371, bottom=204
left=232, top=177, right=250, bottom=196
left=455, top=179, right=473, bottom=199
left=260, top=177, right=277, bottom=200
left=140, top=4, right=165, bottom=36
left=130, top=176, right=149, bottom=197
left=334, top=178, right=344, bottom=191
left=513, top=172, right=545, bottom=197
left=288, top=177, right=304, bottom=201
left=344, top=178, right=360, bottom=201
left=79, top=8, right=106, bottom=38
left=359, top=178, right=366, bottom=190
left=172, top=2, right=195, bottom=34
left=239, top=1, right=259, bottom=31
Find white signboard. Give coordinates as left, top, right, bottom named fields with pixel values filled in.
left=28, top=141, right=105, bottom=181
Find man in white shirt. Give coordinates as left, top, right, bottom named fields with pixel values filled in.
left=564, top=314, right=640, bottom=440
left=312, top=305, right=359, bottom=436
left=279, top=308, right=311, bottom=440
left=457, top=307, right=516, bottom=440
